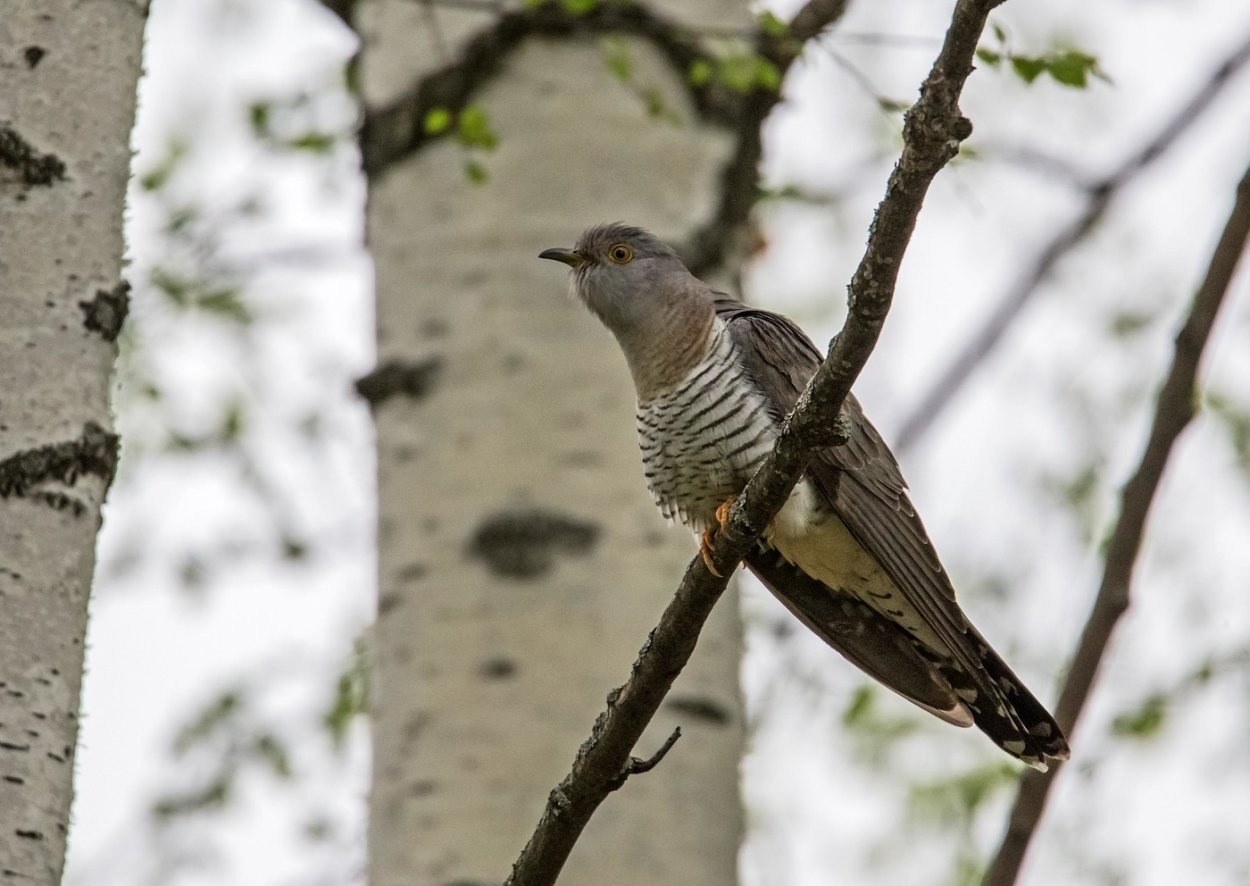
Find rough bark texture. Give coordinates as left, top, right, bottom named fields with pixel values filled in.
left=358, top=2, right=747, bottom=884
left=0, top=3, right=144, bottom=882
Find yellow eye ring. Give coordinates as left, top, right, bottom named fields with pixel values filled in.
left=607, top=244, right=634, bottom=264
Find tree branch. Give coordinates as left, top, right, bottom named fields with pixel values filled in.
left=982, top=148, right=1250, bottom=886
left=505, top=3, right=1003, bottom=884
left=894, top=28, right=1250, bottom=456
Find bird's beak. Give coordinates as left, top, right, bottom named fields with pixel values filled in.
left=538, top=247, right=583, bottom=268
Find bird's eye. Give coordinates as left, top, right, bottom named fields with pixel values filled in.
left=607, top=244, right=634, bottom=264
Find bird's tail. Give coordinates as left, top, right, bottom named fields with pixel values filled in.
left=933, top=628, right=1070, bottom=771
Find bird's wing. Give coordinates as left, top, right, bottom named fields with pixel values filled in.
left=713, top=297, right=974, bottom=664
left=715, top=298, right=1069, bottom=765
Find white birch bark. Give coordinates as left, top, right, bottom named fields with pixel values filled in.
left=359, top=2, right=748, bottom=883
left=0, top=3, right=145, bottom=883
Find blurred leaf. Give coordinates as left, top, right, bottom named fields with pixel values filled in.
left=151, top=773, right=232, bottom=821
left=602, top=39, right=632, bottom=82
left=1206, top=392, right=1250, bottom=476
left=560, top=0, right=597, bottom=15
left=325, top=640, right=370, bottom=749
left=173, top=690, right=245, bottom=755
left=1010, top=55, right=1047, bottom=83
left=457, top=105, right=498, bottom=151
left=285, top=131, right=337, bottom=153
left=248, top=101, right=272, bottom=137
left=138, top=139, right=189, bottom=192
left=1109, top=308, right=1155, bottom=338
left=689, top=59, right=712, bottom=87
left=464, top=159, right=489, bottom=184
left=757, top=10, right=789, bottom=38
left=1111, top=692, right=1167, bottom=740
left=976, top=47, right=1002, bottom=67
left=251, top=732, right=294, bottom=779
left=423, top=107, right=452, bottom=135
left=910, top=761, right=1019, bottom=825
left=1047, top=50, right=1106, bottom=87
left=197, top=287, right=252, bottom=323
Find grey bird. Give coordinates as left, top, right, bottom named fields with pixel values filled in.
left=540, top=223, right=1070, bottom=770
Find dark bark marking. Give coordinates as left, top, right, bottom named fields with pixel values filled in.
left=479, top=656, right=518, bottom=680
left=0, top=125, right=66, bottom=187
left=13, top=830, right=42, bottom=841
left=355, top=356, right=443, bottom=407
left=378, top=591, right=401, bottom=615
left=665, top=694, right=731, bottom=725
left=469, top=508, right=600, bottom=579
left=23, top=47, right=46, bottom=69
left=0, top=422, right=120, bottom=499
left=78, top=281, right=131, bottom=341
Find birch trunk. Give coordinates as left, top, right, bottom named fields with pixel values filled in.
left=358, top=2, right=747, bottom=883
left=0, top=3, right=145, bottom=883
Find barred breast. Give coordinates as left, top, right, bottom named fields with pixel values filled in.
left=635, top=319, right=804, bottom=532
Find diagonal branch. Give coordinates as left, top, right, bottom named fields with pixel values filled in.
left=894, top=28, right=1250, bottom=456
left=504, top=3, right=1005, bottom=884
left=982, top=148, right=1250, bottom=886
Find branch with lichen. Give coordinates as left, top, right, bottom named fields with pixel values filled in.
left=982, top=148, right=1250, bottom=886
left=503, top=2, right=1005, bottom=883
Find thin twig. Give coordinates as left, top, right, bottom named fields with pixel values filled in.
left=606, top=728, right=682, bottom=791
left=982, top=148, right=1250, bottom=886
left=894, top=28, right=1250, bottom=456
left=504, top=3, right=1003, bottom=884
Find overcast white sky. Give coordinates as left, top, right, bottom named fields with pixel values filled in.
left=66, top=0, right=1250, bottom=884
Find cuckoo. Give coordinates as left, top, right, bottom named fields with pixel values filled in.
left=540, top=223, right=1069, bottom=770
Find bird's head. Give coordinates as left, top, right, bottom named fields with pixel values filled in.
left=539, top=223, right=694, bottom=336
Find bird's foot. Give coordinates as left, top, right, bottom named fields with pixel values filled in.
left=698, top=499, right=736, bottom=578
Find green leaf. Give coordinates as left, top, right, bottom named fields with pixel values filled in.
left=718, top=53, right=758, bottom=93
left=248, top=101, right=272, bottom=136
left=976, top=47, right=1002, bottom=67
left=1047, top=50, right=1104, bottom=88
left=560, top=0, right=597, bottom=14
left=991, top=21, right=1008, bottom=44
left=285, top=131, right=337, bottom=153
left=457, top=105, right=498, bottom=151
left=173, top=690, right=245, bottom=755
left=423, top=107, right=452, bottom=135
left=251, top=732, right=294, bottom=779
left=1010, top=56, right=1046, bottom=83
left=325, top=642, right=371, bottom=748
left=464, top=159, right=488, bottom=184
left=603, top=40, right=632, bottom=82
left=197, top=288, right=252, bottom=323
left=910, top=762, right=1019, bottom=824
left=1111, top=693, right=1167, bottom=739
left=842, top=685, right=874, bottom=727
left=757, top=10, right=789, bottom=38
left=754, top=58, right=782, bottom=92
left=688, top=59, right=713, bottom=87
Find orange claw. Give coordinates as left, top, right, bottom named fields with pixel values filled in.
left=699, top=498, right=736, bottom=578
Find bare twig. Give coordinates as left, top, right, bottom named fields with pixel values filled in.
left=982, top=149, right=1250, bottom=886
left=894, top=29, right=1250, bottom=456
left=504, top=3, right=1003, bottom=884
left=606, top=728, right=682, bottom=791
